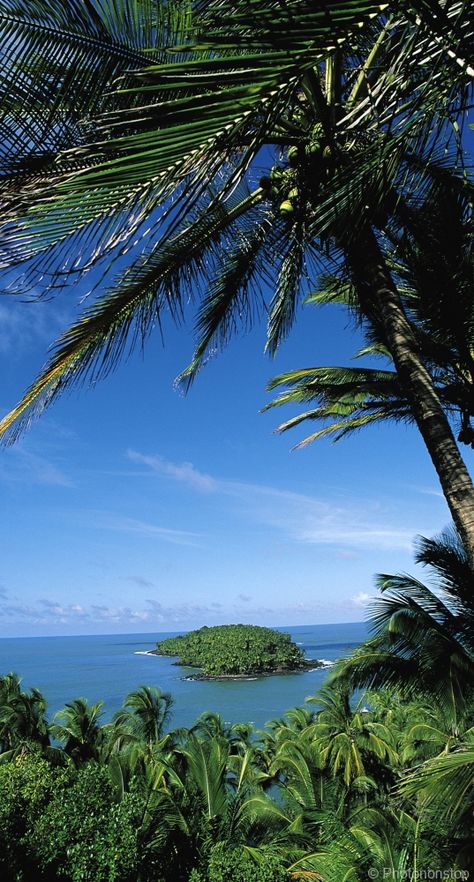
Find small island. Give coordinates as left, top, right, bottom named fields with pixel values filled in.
left=154, top=623, right=322, bottom=679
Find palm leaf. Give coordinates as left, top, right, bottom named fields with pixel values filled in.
left=0, top=187, right=263, bottom=441
left=399, top=744, right=474, bottom=820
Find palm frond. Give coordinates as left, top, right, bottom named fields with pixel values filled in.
left=265, top=364, right=413, bottom=444
left=0, top=187, right=263, bottom=441
left=2, top=0, right=393, bottom=264
left=178, top=211, right=273, bottom=388
left=399, top=744, right=474, bottom=820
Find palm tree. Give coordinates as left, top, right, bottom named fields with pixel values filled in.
left=111, top=685, right=173, bottom=751
left=0, top=674, right=50, bottom=754
left=288, top=804, right=432, bottom=882
left=174, top=728, right=285, bottom=855
left=332, top=526, right=474, bottom=726
left=269, top=733, right=327, bottom=820
left=266, top=184, right=474, bottom=447
left=51, top=697, right=105, bottom=764
left=398, top=731, right=474, bottom=873
left=399, top=735, right=474, bottom=824
left=306, top=685, right=398, bottom=794
left=1, top=2, right=474, bottom=562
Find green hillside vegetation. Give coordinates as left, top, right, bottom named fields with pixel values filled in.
left=156, top=625, right=307, bottom=676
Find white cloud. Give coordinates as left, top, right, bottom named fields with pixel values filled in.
left=127, top=449, right=217, bottom=492
left=0, top=597, right=154, bottom=626
left=351, top=592, right=373, bottom=608
left=222, top=481, right=419, bottom=551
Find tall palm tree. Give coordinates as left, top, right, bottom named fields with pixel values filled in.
left=332, top=527, right=474, bottom=726
left=1, top=2, right=474, bottom=559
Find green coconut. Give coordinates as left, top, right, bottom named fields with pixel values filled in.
left=287, top=145, right=300, bottom=166
left=270, top=165, right=284, bottom=180
left=306, top=141, right=322, bottom=157
left=279, top=199, right=294, bottom=215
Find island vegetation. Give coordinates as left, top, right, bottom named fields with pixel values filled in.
left=155, top=624, right=314, bottom=677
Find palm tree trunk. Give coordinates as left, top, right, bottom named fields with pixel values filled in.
left=346, top=229, right=474, bottom=571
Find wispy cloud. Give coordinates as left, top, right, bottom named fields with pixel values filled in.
left=0, top=447, right=73, bottom=488
left=0, top=598, right=153, bottom=626
left=0, top=596, right=240, bottom=626
left=0, top=298, right=73, bottom=357
left=90, top=603, right=151, bottom=623
left=223, top=481, right=418, bottom=551
left=89, top=512, right=202, bottom=547
left=414, top=486, right=444, bottom=499
left=0, top=591, right=373, bottom=628
left=127, top=449, right=217, bottom=492
left=122, top=575, right=156, bottom=589
left=124, top=450, right=440, bottom=553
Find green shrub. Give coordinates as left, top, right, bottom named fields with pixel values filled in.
left=31, top=763, right=141, bottom=882
left=207, top=845, right=288, bottom=882
left=0, top=752, right=71, bottom=881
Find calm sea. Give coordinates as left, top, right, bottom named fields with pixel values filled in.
left=0, top=622, right=367, bottom=730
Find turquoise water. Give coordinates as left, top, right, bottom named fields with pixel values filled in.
left=0, top=622, right=367, bottom=730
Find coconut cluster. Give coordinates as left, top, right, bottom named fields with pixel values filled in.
left=259, top=124, right=332, bottom=217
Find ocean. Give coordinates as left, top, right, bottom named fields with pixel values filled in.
left=0, top=622, right=368, bottom=730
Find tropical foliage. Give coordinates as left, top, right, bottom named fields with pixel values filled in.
left=156, top=624, right=307, bottom=676
left=0, top=0, right=471, bottom=425
left=0, top=683, right=471, bottom=879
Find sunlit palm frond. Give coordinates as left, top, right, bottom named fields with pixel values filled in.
left=2, top=0, right=394, bottom=268
left=265, top=364, right=411, bottom=445
left=399, top=743, right=474, bottom=821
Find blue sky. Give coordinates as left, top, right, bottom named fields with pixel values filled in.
left=0, top=278, right=455, bottom=638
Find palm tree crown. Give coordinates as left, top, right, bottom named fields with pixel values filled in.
left=332, top=526, right=474, bottom=724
